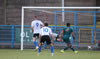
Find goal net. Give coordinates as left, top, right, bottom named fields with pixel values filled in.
left=21, top=7, right=100, bottom=50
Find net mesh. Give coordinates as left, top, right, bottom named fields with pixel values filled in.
left=24, top=9, right=98, bottom=26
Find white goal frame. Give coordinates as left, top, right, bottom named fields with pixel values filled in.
left=21, top=7, right=100, bottom=50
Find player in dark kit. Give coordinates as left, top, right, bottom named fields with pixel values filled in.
left=60, top=23, right=78, bottom=53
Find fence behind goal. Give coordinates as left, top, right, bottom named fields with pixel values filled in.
left=0, top=25, right=100, bottom=48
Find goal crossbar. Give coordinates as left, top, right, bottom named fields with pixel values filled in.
left=22, top=6, right=100, bottom=9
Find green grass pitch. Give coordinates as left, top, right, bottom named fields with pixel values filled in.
left=0, top=49, right=100, bottom=59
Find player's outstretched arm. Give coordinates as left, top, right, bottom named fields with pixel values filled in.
left=31, top=21, right=34, bottom=33
left=31, top=26, right=34, bottom=33
left=72, top=32, right=75, bottom=39
left=72, top=31, right=75, bottom=42
left=60, top=30, right=64, bottom=38
left=40, top=21, right=44, bottom=28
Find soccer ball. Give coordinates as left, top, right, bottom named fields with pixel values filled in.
left=88, top=46, right=92, bottom=49
left=57, top=38, right=61, bottom=41
left=69, top=37, right=71, bottom=40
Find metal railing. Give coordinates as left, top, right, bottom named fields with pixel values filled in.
left=0, top=25, right=99, bottom=48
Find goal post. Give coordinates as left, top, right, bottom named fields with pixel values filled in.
left=21, top=7, right=100, bottom=50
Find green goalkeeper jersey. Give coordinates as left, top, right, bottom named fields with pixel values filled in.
left=62, top=27, right=73, bottom=40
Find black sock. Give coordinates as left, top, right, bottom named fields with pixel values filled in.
left=64, top=47, right=69, bottom=51
left=70, top=47, right=75, bottom=51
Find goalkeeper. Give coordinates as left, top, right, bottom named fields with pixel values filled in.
left=60, top=23, right=78, bottom=53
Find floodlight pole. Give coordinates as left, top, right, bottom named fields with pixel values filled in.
left=62, top=0, right=65, bottom=24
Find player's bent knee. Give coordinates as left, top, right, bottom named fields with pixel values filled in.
left=33, top=38, right=36, bottom=42
left=50, top=43, right=54, bottom=46
left=33, top=40, right=35, bottom=42
left=39, top=43, right=42, bottom=46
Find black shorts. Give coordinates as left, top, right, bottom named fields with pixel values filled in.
left=98, top=44, right=100, bottom=47
left=40, top=35, right=51, bottom=45
left=33, top=33, right=39, bottom=38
